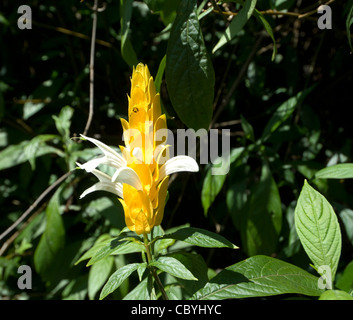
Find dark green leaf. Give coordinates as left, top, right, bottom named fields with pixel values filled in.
left=212, top=0, right=257, bottom=53
left=163, top=227, right=238, bottom=249
left=336, top=260, right=353, bottom=293
left=123, top=274, right=156, bottom=300
left=166, top=0, right=215, bottom=130
left=319, top=290, right=353, bottom=300
left=150, top=256, right=197, bottom=280
left=261, top=87, right=313, bottom=141
left=74, top=234, right=112, bottom=266
left=191, top=255, right=324, bottom=300
left=0, top=135, right=62, bottom=171
left=253, top=9, right=277, bottom=61
left=241, top=162, right=282, bottom=256
left=201, top=147, right=244, bottom=215
left=346, top=3, right=353, bottom=52
left=120, top=0, right=138, bottom=68
left=34, top=189, right=65, bottom=282
left=100, top=263, right=140, bottom=300
left=88, top=256, right=114, bottom=300
left=87, top=237, right=145, bottom=266
left=52, top=106, right=74, bottom=140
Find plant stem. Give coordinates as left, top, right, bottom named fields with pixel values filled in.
left=143, top=233, right=169, bottom=300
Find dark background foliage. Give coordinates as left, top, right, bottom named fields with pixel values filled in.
left=0, top=0, right=353, bottom=299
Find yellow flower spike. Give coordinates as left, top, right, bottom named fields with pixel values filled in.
left=78, top=63, right=199, bottom=235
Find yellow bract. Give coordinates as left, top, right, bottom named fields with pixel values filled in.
left=119, top=63, right=169, bottom=235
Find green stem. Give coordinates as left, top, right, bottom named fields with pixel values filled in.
left=143, top=233, right=169, bottom=300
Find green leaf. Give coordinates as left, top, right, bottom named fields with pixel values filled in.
left=100, top=263, right=140, bottom=300
left=336, top=260, right=353, bottom=293
left=0, top=135, right=62, bottom=171
left=88, top=256, right=114, bottom=300
left=241, top=162, right=282, bottom=256
left=155, top=55, right=166, bottom=93
left=166, top=0, right=215, bottom=130
left=34, top=188, right=65, bottom=282
left=339, top=207, right=353, bottom=245
left=319, top=290, right=353, bottom=300
left=201, top=168, right=227, bottom=216
left=346, top=3, right=353, bottom=52
left=294, top=180, right=342, bottom=283
left=75, top=234, right=112, bottom=265
left=163, top=227, right=238, bottom=249
left=191, top=255, right=324, bottom=300
left=123, top=274, right=156, bottom=300
left=52, top=106, right=74, bottom=140
left=260, top=88, right=313, bottom=142
left=169, top=253, right=209, bottom=297
left=253, top=9, right=277, bottom=61
left=120, top=0, right=138, bottom=68
left=150, top=256, right=197, bottom=280
left=315, top=163, right=353, bottom=179
left=212, top=0, right=257, bottom=53
left=240, top=114, right=255, bottom=141
left=201, top=147, right=244, bottom=215
left=87, top=237, right=145, bottom=266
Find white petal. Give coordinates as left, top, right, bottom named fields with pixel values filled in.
left=76, top=156, right=108, bottom=172
left=77, top=164, right=124, bottom=199
left=158, top=155, right=199, bottom=183
left=80, top=134, right=126, bottom=168
left=79, top=182, right=123, bottom=199
left=111, top=167, right=143, bottom=191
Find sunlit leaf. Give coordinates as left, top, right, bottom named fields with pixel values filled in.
left=191, top=255, right=324, bottom=300
left=294, top=181, right=342, bottom=283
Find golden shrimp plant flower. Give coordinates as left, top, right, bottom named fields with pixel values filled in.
left=77, top=63, right=199, bottom=235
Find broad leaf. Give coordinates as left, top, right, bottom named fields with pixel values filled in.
left=87, top=237, right=145, bottom=266
left=319, top=290, right=353, bottom=300
left=294, top=180, right=342, bottom=283
left=88, top=256, right=114, bottom=300
left=169, top=252, right=209, bottom=298
left=149, top=256, right=197, bottom=280
left=261, top=88, right=313, bottom=141
left=253, top=9, right=277, bottom=61
left=123, top=274, right=156, bottom=300
left=34, top=188, right=65, bottom=282
left=166, top=0, right=215, bottom=130
left=191, top=255, right=324, bottom=300
left=0, top=134, right=62, bottom=171
left=336, top=260, right=353, bottom=293
left=75, top=234, right=112, bottom=265
left=163, top=227, right=238, bottom=249
left=212, top=0, right=257, bottom=53
left=315, top=163, right=353, bottom=179
left=120, top=0, right=138, bottom=68
left=201, top=147, right=244, bottom=215
left=241, top=162, right=282, bottom=256
left=52, top=106, right=74, bottom=140
left=100, top=263, right=140, bottom=300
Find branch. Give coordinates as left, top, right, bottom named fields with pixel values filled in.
left=82, top=0, right=99, bottom=136
left=213, top=0, right=336, bottom=21
left=0, top=171, right=72, bottom=248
